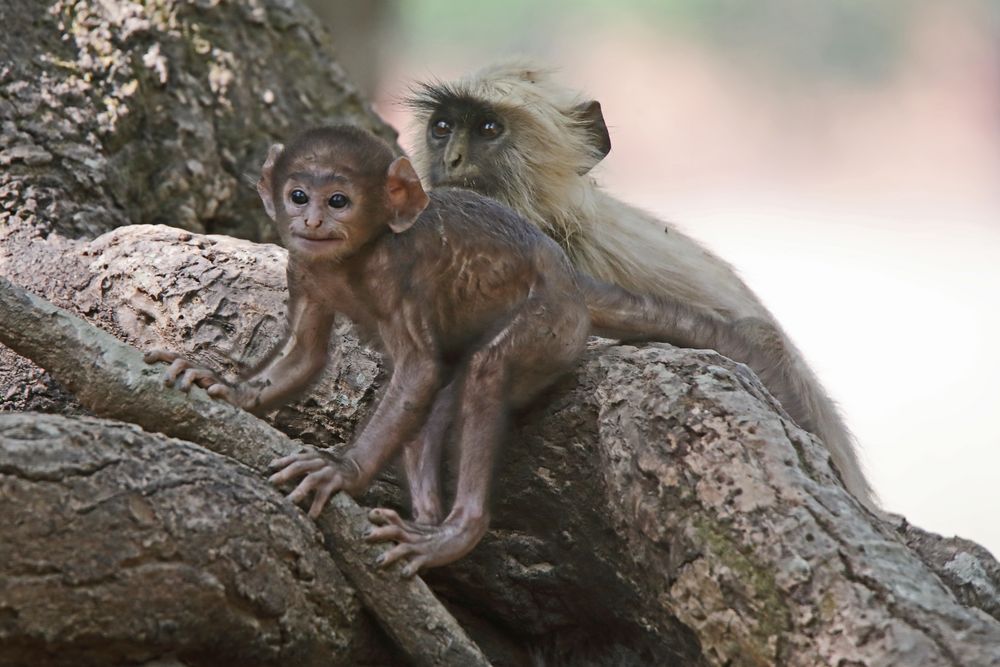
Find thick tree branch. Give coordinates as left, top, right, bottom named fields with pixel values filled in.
left=0, top=275, right=490, bottom=667
left=6, top=226, right=1000, bottom=664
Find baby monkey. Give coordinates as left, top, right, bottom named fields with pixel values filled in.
left=148, top=126, right=759, bottom=575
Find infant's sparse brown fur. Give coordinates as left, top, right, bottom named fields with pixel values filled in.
left=148, top=125, right=802, bottom=575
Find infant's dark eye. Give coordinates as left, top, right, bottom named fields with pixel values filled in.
left=328, top=193, right=349, bottom=209
left=289, top=189, right=309, bottom=205
left=431, top=119, right=452, bottom=139
left=478, top=120, right=503, bottom=138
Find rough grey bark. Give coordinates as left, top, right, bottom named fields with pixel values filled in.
left=3, top=229, right=1000, bottom=666
left=0, top=0, right=393, bottom=243
left=0, top=274, right=492, bottom=667
left=0, top=0, right=395, bottom=417
left=901, top=523, right=1000, bottom=622
left=0, top=412, right=394, bottom=667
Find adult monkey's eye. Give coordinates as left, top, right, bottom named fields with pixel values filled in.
left=478, top=120, right=503, bottom=138
left=328, top=193, right=349, bottom=209
left=431, top=118, right=453, bottom=138
left=290, top=189, right=309, bottom=205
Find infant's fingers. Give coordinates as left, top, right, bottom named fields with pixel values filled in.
left=195, top=373, right=220, bottom=389
left=365, top=523, right=411, bottom=544
left=268, top=458, right=328, bottom=486
left=368, top=507, right=406, bottom=528
left=308, top=482, right=337, bottom=519
left=287, top=467, right=338, bottom=505
left=375, top=542, right=416, bottom=570
left=206, top=384, right=235, bottom=402
left=178, top=367, right=216, bottom=392
left=267, top=451, right=320, bottom=471
left=164, top=358, right=193, bottom=385
left=143, top=349, right=179, bottom=364
left=401, top=555, right=428, bottom=579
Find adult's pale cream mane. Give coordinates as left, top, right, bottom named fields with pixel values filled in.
left=410, top=62, right=600, bottom=240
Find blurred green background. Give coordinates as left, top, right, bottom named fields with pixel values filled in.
left=399, top=0, right=910, bottom=81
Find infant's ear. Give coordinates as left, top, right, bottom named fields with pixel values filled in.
left=256, top=143, right=285, bottom=220
left=385, top=156, right=430, bottom=233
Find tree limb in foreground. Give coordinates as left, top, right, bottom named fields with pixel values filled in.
left=0, top=275, right=491, bottom=667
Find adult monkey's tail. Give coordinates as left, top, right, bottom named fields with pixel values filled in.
left=580, top=274, right=877, bottom=511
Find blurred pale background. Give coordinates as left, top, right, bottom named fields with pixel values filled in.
left=310, top=0, right=1000, bottom=556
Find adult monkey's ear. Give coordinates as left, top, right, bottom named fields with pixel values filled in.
left=385, top=156, right=430, bottom=233
left=256, top=143, right=285, bottom=220
left=573, top=100, right=612, bottom=175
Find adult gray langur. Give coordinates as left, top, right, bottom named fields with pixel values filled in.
left=405, top=59, right=876, bottom=510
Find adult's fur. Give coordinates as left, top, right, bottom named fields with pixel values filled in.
left=407, top=59, right=876, bottom=509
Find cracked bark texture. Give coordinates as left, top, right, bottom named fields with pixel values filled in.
left=4, top=227, right=1000, bottom=666
left=2, top=1, right=1000, bottom=665
left=0, top=412, right=399, bottom=667
left=0, top=274, right=492, bottom=667
left=0, top=0, right=393, bottom=416
left=0, top=0, right=393, bottom=243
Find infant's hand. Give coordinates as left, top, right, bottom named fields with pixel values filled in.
left=268, top=449, right=365, bottom=518
left=143, top=349, right=241, bottom=406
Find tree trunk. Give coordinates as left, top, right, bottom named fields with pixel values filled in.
left=2, top=2, right=999, bottom=666
left=0, top=412, right=396, bottom=667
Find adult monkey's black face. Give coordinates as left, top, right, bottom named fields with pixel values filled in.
left=416, top=89, right=513, bottom=197
left=405, top=65, right=612, bottom=224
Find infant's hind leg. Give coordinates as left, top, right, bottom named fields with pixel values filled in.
left=401, top=380, right=458, bottom=525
